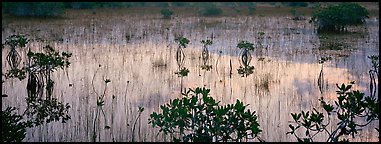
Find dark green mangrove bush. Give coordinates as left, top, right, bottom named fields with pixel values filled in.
left=311, top=3, right=369, bottom=33
left=149, top=87, right=263, bottom=142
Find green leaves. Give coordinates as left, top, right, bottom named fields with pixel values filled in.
left=288, top=82, right=379, bottom=142
left=367, top=55, right=379, bottom=71
left=237, top=40, right=254, bottom=51
left=3, top=34, right=29, bottom=49
left=26, top=45, right=72, bottom=73
left=311, top=3, right=369, bottom=32
left=2, top=107, right=29, bottom=142
left=175, top=37, right=190, bottom=48
left=149, top=87, right=261, bottom=142
left=236, top=40, right=255, bottom=77
left=323, top=104, right=334, bottom=114
left=291, top=113, right=302, bottom=121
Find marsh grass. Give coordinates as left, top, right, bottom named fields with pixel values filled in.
left=1, top=4, right=378, bottom=142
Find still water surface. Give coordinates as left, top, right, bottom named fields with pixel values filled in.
left=2, top=13, right=379, bottom=141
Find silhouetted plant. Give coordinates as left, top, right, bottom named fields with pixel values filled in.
left=149, top=87, right=263, bottom=142
left=317, top=56, right=332, bottom=94
left=3, top=34, right=29, bottom=78
left=311, top=3, right=369, bottom=33
left=131, top=107, right=145, bottom=142
left=174, top=36, right=190, bottom=77
left=237, top=41, right=255, bottom=77
left=367, top=55, right=378, bottom=98
left=20, top=44, right=72, bottom=126
left=200, top=39, right=213, bottom=71
left=91, top=65, right=112, bottom=142
left=256, top=32, right=266, bottom=49
left=2, top=35, right=72, bottom=142
left=160, top=8, right=174, bottom=19
left=2, top=107, right=33, bottom=142
left=175, top=36, right=190, bottom=49
left=287, top=82, right=379, bottom=142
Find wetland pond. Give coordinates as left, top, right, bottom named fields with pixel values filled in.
left=2, top=7, right=379, bottom=142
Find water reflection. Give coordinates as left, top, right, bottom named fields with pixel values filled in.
left=2, top=14, right=378, bottom=142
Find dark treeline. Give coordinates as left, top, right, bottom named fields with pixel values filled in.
left=2, top=2, right=312, bottom=17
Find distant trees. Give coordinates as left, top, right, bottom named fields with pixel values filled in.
left=311, top=3, right=369, bottom=33
left=161, top=8, right=174, bottom=19
left=1, top=2, right=269, bottom=17
left=199, top=4, right=223, bottom=16
left=282, top=2, right=309, bottom=7
left=2, top=2, right=65, bottom=17
left=248, top=5, right=256, bottom=15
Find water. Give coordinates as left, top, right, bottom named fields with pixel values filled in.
left=2, top=12, right=379, bottom=142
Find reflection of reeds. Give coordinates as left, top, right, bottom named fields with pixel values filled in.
left=131, top=107, right=144, bottom=142
left=91, top=66, right=110, bottom=142
left=368, top=55, right=379, bottom=98
left=369, top=71, right=376, bottom=98
left=152, top=58, right=167, bottom=68
left=255, top=73, right=272, bottom=92
left=317, top=56, right=331, bottom=94
left=317, top=65, right=324, bottom=94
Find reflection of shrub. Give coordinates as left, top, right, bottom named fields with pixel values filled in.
left=152, top=58, right=167, bottom=68
left=199, top=6, right=223, bottom=16
left=237, top=65, right=255, bottom=77
left=175, top=67, right=190, bottom=77
left=201, top=65, right=212, bottom=71
left=319, top=42, right=346, bottom=50
left=258, top=74, right=271, bottom=91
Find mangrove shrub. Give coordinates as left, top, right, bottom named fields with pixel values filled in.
left=311, top=3, right=369, bottom=33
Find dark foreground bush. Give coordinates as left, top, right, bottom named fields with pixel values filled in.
left=149, top=87, right=262, bottom=142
